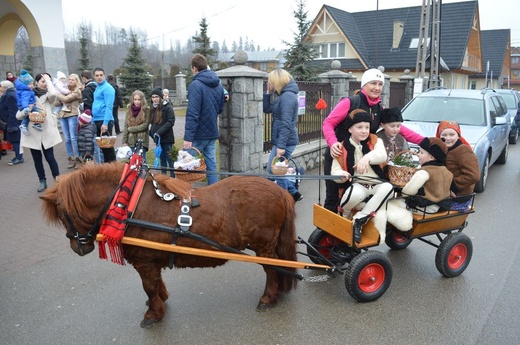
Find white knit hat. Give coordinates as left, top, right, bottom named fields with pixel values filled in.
left=56, top=71, right=66, bottom=80
left=361, top=68, right=385, bottom=88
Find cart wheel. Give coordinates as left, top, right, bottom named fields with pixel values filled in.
left=385, top=225, right=413, bottom=250
left=435, top=233, right=473, bottom=278
left=345, top=251, right=392, bottom=302
left=306, top=228, right=343, bottom=264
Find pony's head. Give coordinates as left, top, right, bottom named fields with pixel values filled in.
left=40, top=163, right=124, bottom=256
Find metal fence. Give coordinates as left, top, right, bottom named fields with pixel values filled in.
left=263, top=82, right=332, bottom=152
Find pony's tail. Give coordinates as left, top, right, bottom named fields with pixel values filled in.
left=276, top=193, right=298, bottom=292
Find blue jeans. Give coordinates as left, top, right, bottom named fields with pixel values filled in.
left=160, top=142, right=174, bottom=177
left=60, top=116, right=79, bottom=157
left=267, top=144, right=297, bottom=195
left=191, top=139, right=217, bottom=185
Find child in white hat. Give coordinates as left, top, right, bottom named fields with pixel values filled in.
left=52, top=71, right=71, bottom=115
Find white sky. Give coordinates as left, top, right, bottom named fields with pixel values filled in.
left=62, top=0, right=520, bottom=50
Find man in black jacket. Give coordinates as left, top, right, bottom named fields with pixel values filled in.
left=81, top=70, right=97, bottom=112
left=107, top=74, right=123, bottom=134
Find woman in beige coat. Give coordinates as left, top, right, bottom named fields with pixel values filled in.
left=17, top=73, right=62, bottom=192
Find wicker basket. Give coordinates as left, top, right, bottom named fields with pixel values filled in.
left=271, top=156, right=289, bottom=175
left=29, top=110, right=47, bottom=123
left=175, top=147, right=207, bottom=183
left=388, top=150, right=418, bottom=187
left=95, top=136, right=117, bottom=148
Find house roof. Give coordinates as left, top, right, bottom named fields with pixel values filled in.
left=321, top=1, right=478, bottom=71
left=217, top=50, right=283, bottom=63
left=470, top=29, right=510, bottom=78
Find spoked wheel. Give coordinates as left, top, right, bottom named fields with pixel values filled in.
left=435, top=233, right=473, bottom=278
left=385, top=225, right=413, bottom=250
left=345, top=251, right=392, bottom=302
left=307, top=228, right=344, bottom=265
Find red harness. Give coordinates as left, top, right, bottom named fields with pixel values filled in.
left=98, top=153, right=146, bottom=265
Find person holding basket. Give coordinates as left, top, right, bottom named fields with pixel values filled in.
left=263, top=68, right=302, bottom=202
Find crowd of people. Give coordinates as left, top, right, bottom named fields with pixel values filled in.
left=1, top=58, right=481, bottom=239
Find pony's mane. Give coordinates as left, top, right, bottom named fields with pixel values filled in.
left=43, top=162, right=193, bottom=222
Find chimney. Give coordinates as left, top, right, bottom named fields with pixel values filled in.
left=392, top=20, right=404, bottom=49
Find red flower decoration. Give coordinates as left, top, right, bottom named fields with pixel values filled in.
left=315, top=98, right=327, bottom=110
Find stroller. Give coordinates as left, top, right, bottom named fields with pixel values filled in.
left=286, top=158, right=305, bottom=191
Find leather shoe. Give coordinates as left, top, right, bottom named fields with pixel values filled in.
left=8, top=157, right=24, bottom=166
left=353, top=215, right=371, bottom=244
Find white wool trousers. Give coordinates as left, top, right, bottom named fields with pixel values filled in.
left=340, top=182, right=394, bottom=219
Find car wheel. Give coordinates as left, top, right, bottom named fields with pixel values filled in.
left=474, top=153, right=489, bottom=193
left=496, top=140, right=508, bottom=164
left=509, top=127, right=518, bottom=144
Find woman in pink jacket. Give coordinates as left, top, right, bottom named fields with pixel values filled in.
left=322, top=68, right=423, bottom=213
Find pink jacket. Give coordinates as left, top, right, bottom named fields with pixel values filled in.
left=322, top=91, right=423, bottom=147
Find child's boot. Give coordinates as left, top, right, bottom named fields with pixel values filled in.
left=62, top=104, right=71, bottom=112
left=19, top=124, right=29, bottom=135
left=32, top=123, right=43, bottom=131
left=67, top=156, right=76, bottom=169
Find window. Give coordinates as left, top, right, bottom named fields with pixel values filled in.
left=469, top=80, right=477, bottom=90
left=259, top=62, right=267, bottom=71
left=409, top=37, right=430, bottom=49
left=318, top=43, right=346, bottom=59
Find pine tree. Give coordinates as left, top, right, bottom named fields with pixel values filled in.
left=192, top=17, right=216, bottom=64
left=283, top=0, right=320, bottom=81
left=119, top=33, right=152, bottom=98
left=78, top=25, right=91, bottom=72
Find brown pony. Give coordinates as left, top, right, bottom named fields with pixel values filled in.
left=40, top=163, right=298, bottom=328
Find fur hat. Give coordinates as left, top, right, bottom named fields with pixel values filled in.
left=361, top=68, right=385, bottom=88
left=346, top=109, right=372, bottom=129
left=78, top=111, right=92, bottom=124
left=419, top=137, right=448, bottom=163
left=150, top=87, right=163, bottom=98
left=380, top=107, right=403, bottom=123
left=435, top=120, right=471, bottom=146
left=56, top=71, right=66, bottom=80
left=19, top=69, right=34, bottom=85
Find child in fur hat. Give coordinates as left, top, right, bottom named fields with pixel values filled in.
left=76, top=110, right=96, bottom=168
left=377, top=107, right=410, bottom=161
left=331, top=109, right=394, bottom=243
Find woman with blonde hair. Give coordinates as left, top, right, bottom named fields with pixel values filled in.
left=263, top=68, right=302, bottom=202
left=122, top=90, right=151, bottom=155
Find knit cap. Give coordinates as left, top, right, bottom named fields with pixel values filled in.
left=419, top=137, right=448, bottom=163
left=78, top=110, right=92, bottom=124
left=380, top=107, right=403, bottom=123
left=151, top=88, right=163, bottom=98
left=361, top=68, right=385, bottom=88
left=19, top=69, right=34, bottom=85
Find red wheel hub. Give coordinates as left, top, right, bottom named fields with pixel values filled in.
left=318, top=236, right=337, bottom=258
left=448, top=243, right=467, bottom=269
left=394, top=232, right=408, bottom=243
left=358, top=263, right=385, bottom=293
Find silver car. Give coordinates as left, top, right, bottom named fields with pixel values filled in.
left=401, top=88, right=510, bottom=193
left=493, top=88, right=519, bottom=144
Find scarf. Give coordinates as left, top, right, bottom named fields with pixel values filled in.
left=34, top=86, right=46, bottom=98
left=131, top=105, right=141, bottom=117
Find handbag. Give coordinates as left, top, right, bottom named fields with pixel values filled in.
left=153, top=136, right=162, bottom=171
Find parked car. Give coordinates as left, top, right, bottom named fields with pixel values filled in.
left=494, top=88, right=519, bottom=144
left=401, top=88, right=510, bottom=193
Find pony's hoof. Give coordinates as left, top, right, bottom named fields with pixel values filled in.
left=256, top=302, right=272, bottom=312
left=140, top=317, right=159, bottom=328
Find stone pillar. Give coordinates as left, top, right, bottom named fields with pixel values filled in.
left=317, top=60, right=357, bottom=108
left=216, top=51, right=268, bottom=174
left=378, top=66, right=390, bottom=108
left=399, top=69, right=415, bottom=105
left=174, top=73, right=186, bottom=105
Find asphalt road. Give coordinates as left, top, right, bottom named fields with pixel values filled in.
left=1, top=121, right=520, bottom=344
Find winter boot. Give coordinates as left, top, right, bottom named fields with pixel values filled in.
left=67, top=156, right=76, bottom=169
left=37, top=179, right=47, bottom=193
